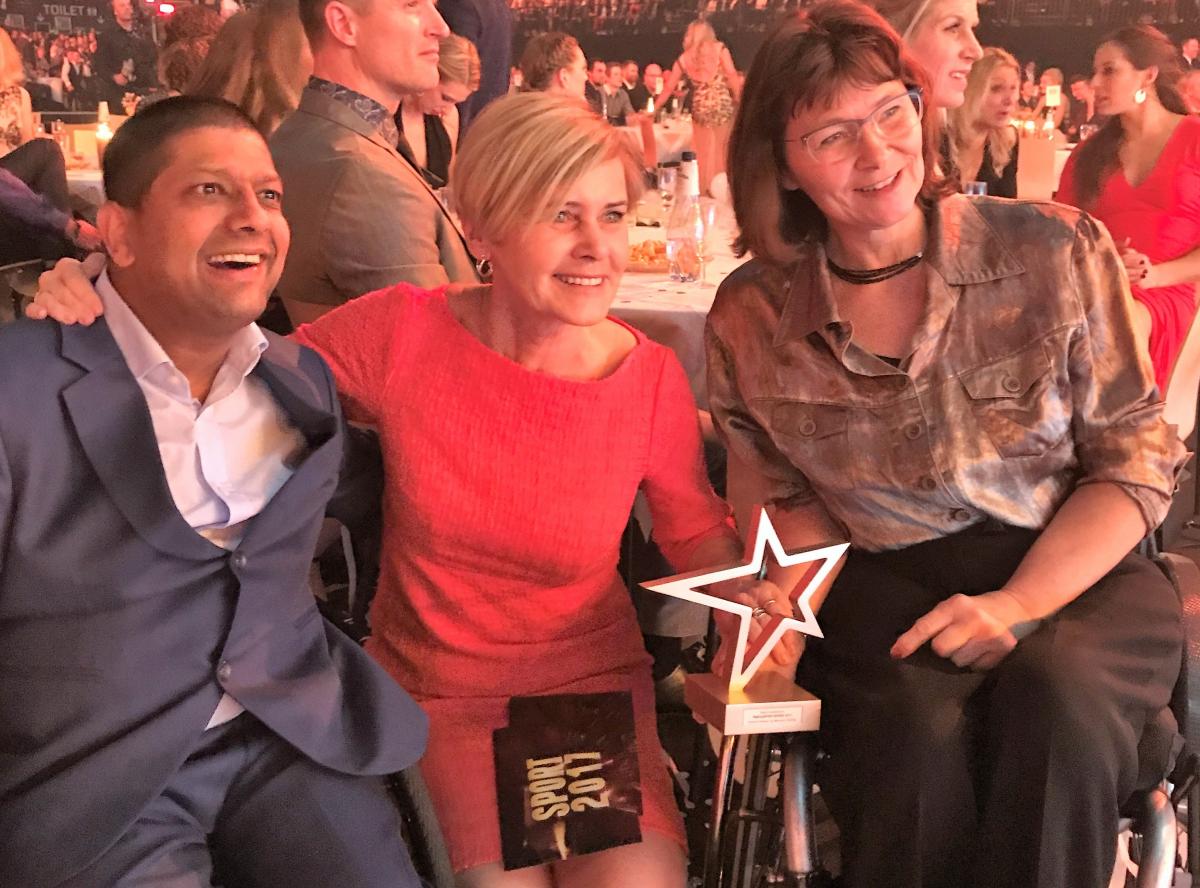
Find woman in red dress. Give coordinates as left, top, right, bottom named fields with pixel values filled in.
left=1056, top=24, right=1200, bottom=396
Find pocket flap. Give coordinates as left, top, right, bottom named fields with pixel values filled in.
left=960, top=346, right=1050, bottom=401
left=770, top=402, right=849, bottom=439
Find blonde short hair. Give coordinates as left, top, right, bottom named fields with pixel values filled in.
left=451, top=92, right=646, bottom=243
left=0, top=28, right=25, bottom=91
left=438, top=33, right=481, bottom=92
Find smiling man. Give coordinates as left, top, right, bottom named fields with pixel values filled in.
left=0, top=96, right=427, bottom=888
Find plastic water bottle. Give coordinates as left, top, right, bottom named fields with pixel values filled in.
left=667, top=151, right=703, bottom=282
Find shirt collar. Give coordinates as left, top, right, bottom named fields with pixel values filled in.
left=775, top=194, right=1025, bottom=343
left=306, top=76, right=400, bottom=148
left=96, top=268, right=268, bottom=392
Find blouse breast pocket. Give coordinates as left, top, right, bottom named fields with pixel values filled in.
left=762, top=400, right=852, bottom=487
left=959, top=344, right=1071, bottom=459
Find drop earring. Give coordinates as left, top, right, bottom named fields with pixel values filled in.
left=1135, top=88, right=1147, bottom=104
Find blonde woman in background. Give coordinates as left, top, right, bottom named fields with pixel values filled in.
left=188, top=0, right=311, bottom=135
left=397, top=34, right=481, bottom=188
left=660, top=19, right=741, bottom=195
left=1034, top=66, right=1070, bottom=129
left=947, top=47, right=1020, bottom=196
left=866, top=0, right=982, bottom=111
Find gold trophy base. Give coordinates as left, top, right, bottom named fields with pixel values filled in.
left=685, top=672, right=821, bottom=736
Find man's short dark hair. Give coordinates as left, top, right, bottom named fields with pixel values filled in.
left=1069, top=73, right=1089, bottom=84
left=103, top=95, right=261, bottom=208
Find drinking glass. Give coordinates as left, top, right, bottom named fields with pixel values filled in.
left=657, top=164, right=677, bottom=220
left=964, top=180, right=988, bottom=197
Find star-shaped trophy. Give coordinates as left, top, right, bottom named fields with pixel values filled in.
left=641, top=509, right=848, bottom=736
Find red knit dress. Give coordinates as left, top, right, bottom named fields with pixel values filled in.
left=293, top=283, right=736, bottom=872
left=1056, top=116, right=1200, bottom=393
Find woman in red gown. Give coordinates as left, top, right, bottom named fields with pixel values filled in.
left=1056, top=24, right=1200, bottom=395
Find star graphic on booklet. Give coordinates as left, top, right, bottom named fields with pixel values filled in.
left=641, top=508, right=849, bottom=692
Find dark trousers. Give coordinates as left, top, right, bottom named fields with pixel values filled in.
left=0, top=138, right=70, bottom=212
left=799, top=522, right=1182, bottom=888
left=0, top=139, right=73, bottom=266
left=57, top=714, right=421, bottom=888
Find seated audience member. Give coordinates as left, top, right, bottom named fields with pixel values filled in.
left=0, top=27, right=100, bottom=263
left=948, top=47, right=1020, bottom=197
left=269, top=0, right=476, bottom=325
left=154, top=38, right=209, bottom=98
left=517, top=31, right=587, bottom=97
left=628, top=60, right=661, bottom=112
left=163, top=3, right=224, bottom=50
left=1017, top=74, right=1038, bottom=113
left=1182, top=67, right=1200, bottom=112
left=712, top=4, right=1185, bottom=886
left=35, top=91, right=765, bottom=888
left=397, top=33, right=480, bottom=188
left=1057, top=24, right=1200, bottom=399
left=1067, top=72, right=1107, bottom=137
left=1034, top=65, right=1070, bottom=129
left=585, top=56, right=606, bottom=115
left=600, top=60, right=636, bottom=126
left=436, top=0, right=511, bottom=125
left=1, top=95, right=427, bottom=888
left=188, top=0, right=311, bottom=136
left=621, top=58, right=639, bottom=94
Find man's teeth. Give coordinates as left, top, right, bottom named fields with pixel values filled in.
left=556, top=275, right=603, bottom=286
left=858, top=173, right=897, bottom=192
left=208, top=253, right=263, bottom=267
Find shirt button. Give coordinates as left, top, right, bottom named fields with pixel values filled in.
left=951, top=508, right=973, bottom=522
left=230, top=551, right=248, bottom=570
left=904, top=423, right=923, bottom=440
left=217, top=660, right=232, bottom=682
left=920, top=476, right=937, bottom=491
left=798, top=419, right=817, bottom=437
left=1002, top=375, right=1022, bottom=393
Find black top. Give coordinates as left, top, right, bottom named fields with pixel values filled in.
left=396, top=111, right=454, bottom=189
left=963, top=138, right=1019, bottom=200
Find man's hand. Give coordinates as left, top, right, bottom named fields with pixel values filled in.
left=890, top=589, right=1040, bottom=671
left=25, top=253, right=106, bottom=324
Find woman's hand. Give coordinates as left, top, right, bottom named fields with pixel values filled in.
left=890, top=589, right=1040, bottom=671
left=25, top=252, right=106, bottom=324
left=1120, top=237, right=1155, bottom=287
left=710, top=579, right=803, bottom=680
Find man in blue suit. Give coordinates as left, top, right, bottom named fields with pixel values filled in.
left=0, top=96, right=428, bottom=888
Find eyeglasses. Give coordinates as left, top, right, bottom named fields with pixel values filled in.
left=786, top=88, right=924, bottom=164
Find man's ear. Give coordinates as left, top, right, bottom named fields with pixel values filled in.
left=98, top=201, right=135, bottom=268
left=324, top=0, right=361, bottom=48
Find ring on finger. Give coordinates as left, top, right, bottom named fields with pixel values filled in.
left=751, top=606, right=770, bottom=619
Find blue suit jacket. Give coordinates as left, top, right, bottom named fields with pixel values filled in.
left=438, top=0, right=512, bottom=124
left=0, top=317, right=428, bottom=888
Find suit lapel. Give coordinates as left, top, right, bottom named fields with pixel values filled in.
left=298, top=89, right=474, bottom=252
left=60, top=321, right=219, bottom=562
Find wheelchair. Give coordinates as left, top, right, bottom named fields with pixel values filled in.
left=683, top=492, right=1200, bottom=888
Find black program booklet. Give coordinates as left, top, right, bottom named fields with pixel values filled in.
left=493, top=691, right=643, bottom=870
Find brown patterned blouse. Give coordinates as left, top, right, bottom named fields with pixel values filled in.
left=706, top=193, right=1186, bottom=552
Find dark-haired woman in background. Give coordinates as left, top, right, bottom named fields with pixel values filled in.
left=1057, top=24, right=1200, bottom=399
left=947, top=47, right=1020, bottom=196
left=708, top=3, right=1184, bottom=886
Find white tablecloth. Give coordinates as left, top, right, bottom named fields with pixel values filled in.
left=619, top=120, right=695, bottom=165
left=610, top=221, right=742, bottom=409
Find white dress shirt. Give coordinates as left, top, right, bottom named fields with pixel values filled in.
left=97, top=271, right=306, bottom=728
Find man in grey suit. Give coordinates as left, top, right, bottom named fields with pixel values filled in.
left=0, top=96, right=427, bottom=888
left=271, top=0, right=478, bottom=327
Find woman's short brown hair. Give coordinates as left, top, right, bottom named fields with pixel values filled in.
left=518, top=32, right=581, bottom=92
left=729, top=0, right=951, bottom=266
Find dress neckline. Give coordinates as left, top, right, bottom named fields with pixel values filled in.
left=1117, top=114, right=1192, bottom=191
left=434, top=285, right=647, bottom=388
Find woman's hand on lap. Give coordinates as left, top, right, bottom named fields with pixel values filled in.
left=890, top=589, right=1040, bottom=671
